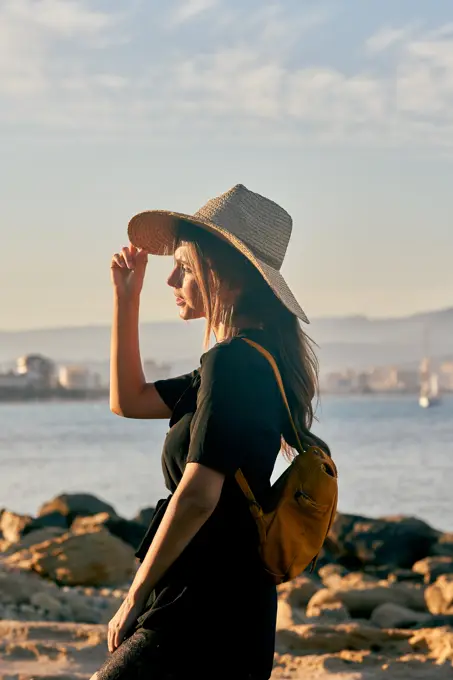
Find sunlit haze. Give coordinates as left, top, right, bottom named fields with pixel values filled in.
left=2, top=0, right=453, bottom=330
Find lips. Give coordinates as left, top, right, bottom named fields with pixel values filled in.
left=175, top=297, right=185, bottom=306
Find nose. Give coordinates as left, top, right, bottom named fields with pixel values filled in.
left=167, top=265, right=180, bottom=288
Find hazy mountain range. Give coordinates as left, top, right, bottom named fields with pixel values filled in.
left=1, top=307, right=452, bottom=377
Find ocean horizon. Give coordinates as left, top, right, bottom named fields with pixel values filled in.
left=1, top=394, right=452, bottom=532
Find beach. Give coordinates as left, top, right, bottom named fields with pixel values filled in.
left=1, top=396, right=452, bottom=677
left=0, top=489, right=452, bottom=679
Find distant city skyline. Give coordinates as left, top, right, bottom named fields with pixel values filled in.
left=2, top=1, right=453, bottom=330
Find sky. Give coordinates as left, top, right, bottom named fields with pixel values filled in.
left=1, top=0, right=453, bottom=330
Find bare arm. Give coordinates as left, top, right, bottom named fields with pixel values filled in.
left=129, top=463, right=224, bottom=606
left=109, top=244, right=171, bottom=419
left=110, top=295, right=171, bottom=419
left=107, top=463, right=225, bottom=651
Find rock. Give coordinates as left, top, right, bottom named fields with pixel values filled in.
left=412, top=614, right=453, bottom=629
left=276, top=576, right=321, bottom=629
left=22, top=511, right=69, bottom=535
left=60, top=592, right=103, bottom=624
left=412, top=556, right=453, bottom=584
left=277, top=575, right=321, bottom=608
left=306, top=580, right=426, bottom=619
left=329, top=513, right=439, bottom=569
left=276, top=598, right=305, bottom=629
left=0, top=568, right=58, bottom=605
left=370, top=602, right=431, bottom=629
left=0, top=538, right=13, bottom=553
left=5, top=527, right=135, bottom=587
left=424, top=574, right=453, bottom=615
left=362, top=564, right=394, bottom=580
left=388, top=569, right=425, bottom=584
left=317, top=564, right=350, bottom=588
left=409, top=627, right=453, bottom=664
left=134, top=506, right=155, bottom=527
left=0, top=510, right=33, bottom=543
left=16, top=527, right=66, bottom=550
left=38, top=493, right=117, bottom=524
left=71, top=512, right=146, bottom=550
left=430, top=532, right=453, bottom=558
left=306, top=598, right=350, bottom=623
left=29, top=591, right=63, bottom=618
left=275, top=621, right=412, bottom=655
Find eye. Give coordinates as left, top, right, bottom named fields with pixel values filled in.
left=181, top=264, right=191, bottom=273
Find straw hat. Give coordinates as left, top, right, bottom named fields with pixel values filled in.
left=128, top=183, right=309, bottom=323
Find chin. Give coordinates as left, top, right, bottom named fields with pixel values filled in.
left=178, top=306, right=203, bottom=321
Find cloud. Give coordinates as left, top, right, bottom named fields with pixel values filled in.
left=366, top=25, right=417, bottom=53
left=171, top=0, right=219, bottom=24
left=2, top=5, right=453, bottom=150
left=12, top=0, right=114, bottom=36
left=0, top=0, right=120, bottom=97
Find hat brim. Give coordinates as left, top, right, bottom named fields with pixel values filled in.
left=128, top=210, right=309, bottom=324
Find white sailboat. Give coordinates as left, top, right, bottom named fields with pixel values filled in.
left=419, top=358, right=440, bottom=408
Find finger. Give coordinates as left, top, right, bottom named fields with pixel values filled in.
left=121, top=246, right=135, bottom=270
left=135, top=249, right=148, bottom=268
left=129, top=243, right=138, bottom=256
left=111, top=253, right=126, bottom=268
left=113, top=628, right=120, bottom=652
left=107, top=627, right=113, bottom=653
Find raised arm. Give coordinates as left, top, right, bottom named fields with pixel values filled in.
left=109, top=244, right=171, bottom=419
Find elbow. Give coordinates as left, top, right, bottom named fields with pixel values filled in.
left=176, top=489, right=220, bottom=517
left=110, top=402, right=124, bottom=417
left=110, top=401, right=136, bottom=418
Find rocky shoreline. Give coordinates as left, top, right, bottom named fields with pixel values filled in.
left=0, top=493, right=452, bottom=679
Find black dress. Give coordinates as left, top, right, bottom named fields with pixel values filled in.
left=97, top=329, right=286, bottom=680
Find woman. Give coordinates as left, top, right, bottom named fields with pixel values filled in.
left=93, top=184, right=330, bottom=680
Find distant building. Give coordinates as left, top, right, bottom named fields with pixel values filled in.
left=143, top=359, right=171, bottom=381
left=321, top=371, right=355, bottom=394
left=439, top=361, right=453, bottom=391
left=58, top=366, right=101, bottom=390
left=16, top=354, right=56, bottom=389
left=0, top=371, right=29, bottom=389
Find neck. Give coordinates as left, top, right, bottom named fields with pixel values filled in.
left=212, top=316, right=263, bottom=343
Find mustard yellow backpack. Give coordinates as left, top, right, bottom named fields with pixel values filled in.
left=235, top=338, right=338, bottom=584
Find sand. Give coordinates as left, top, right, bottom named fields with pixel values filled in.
left=0, top=620, right=452, bottom=680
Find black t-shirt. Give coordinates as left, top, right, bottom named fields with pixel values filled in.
left=136, top=328, right=287, bottom=581
left=134, top=329, right=282, bottom=678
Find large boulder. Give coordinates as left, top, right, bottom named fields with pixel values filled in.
left=0, top=510, right=33, bottom=543
left=412, top=556, right=453, bottom=584
left=424, top=574, right=453, bottom=615
left=329, top=513, right=439, bottom=570
left=71, top=513, right=146, bottom=550
left=5, top=528, right=135, bottom=587
left=38, top=494, right=117, bottom=524
left=370, top=602, right=431, bottom=629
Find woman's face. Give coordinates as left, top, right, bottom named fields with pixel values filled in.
left=167, top=245, right=205, bottom=321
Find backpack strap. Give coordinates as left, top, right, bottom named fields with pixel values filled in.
left=241, top=338, right=304, bottom=453
left=234, top=338, right=304, bottom=509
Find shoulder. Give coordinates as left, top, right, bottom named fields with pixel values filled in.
left=199, top=337, right=278, bottom=388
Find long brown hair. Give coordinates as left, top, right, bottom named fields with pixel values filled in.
left=176, top=221, right=330, bottom=459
